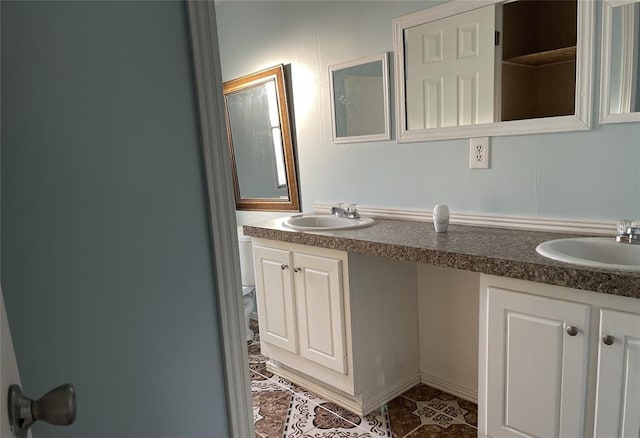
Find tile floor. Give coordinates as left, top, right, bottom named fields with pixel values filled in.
left=248, top=319, right=478, bottom=437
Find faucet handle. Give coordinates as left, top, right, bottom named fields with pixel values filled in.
left=626, top=226, right=640, bottom=236
left=616, top=220, right=640, bottom=243
left=617, top=219, right=633, bottom=234
left=347, top=203, right=360, bottom=218
left=330, top=203, right=347, bottom=217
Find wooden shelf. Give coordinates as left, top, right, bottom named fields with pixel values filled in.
left=503, top=46, right=576, bottom=67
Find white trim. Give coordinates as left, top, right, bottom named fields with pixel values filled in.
left=420, top=372, right=478, bottom=404
left=393, top=0, right=594, bottom=142
left=329, top=52, right=391, bottom=144
left=618, top=6, right=636, bottom=112
left=186, top=3, right=253, bottom=437
left=1, top=290, right=32, bottom=438
left=266, top=361, right=366, bottom=415
left=600, top=0, right=640, bottom=124
left=314, top=202, right=615, bottom=235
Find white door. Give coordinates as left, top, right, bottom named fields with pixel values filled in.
left=293, top=252, right=346, bottom=374
left=253, top=245, right=298, bottom=354
left=482, top=287, right=590, bottom=438
left=405, top=5, right=496, bottom=129
left=594, top=309, right=640, bottom=438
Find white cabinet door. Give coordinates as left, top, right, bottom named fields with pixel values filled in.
left=594, top=309, right=640, bottom=438
left=253, top=245, right=298, bottom=354
left=293, top=252, right=346, bottom=374
left=483, top=287, right=590, bottom=438
left=404, top=4, right=496, bottom=129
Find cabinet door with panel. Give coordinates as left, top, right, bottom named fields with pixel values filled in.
left=253, top=244, right=348, bottom=374
left=594, top=309, right=640, bottom=438
left=293, top=252, right=346, bottom=374
left=253, top=245, right=298, bottom=354
left=481, top=287, right=590, bottom=438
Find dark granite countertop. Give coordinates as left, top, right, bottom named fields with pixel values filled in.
left=243, top=217, right=640, bottom=299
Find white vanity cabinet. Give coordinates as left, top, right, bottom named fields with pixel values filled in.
left=594, top=309, right=640, bottom=438
left=479, top=275, right=640, bottom=438
left=252, top=243, right=347, bottom=376
left=480, top=286, right=590, bottom=438
left=252, top=238, right=419, bottom=416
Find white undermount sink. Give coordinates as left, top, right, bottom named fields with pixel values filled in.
left=536, top=237, right=640, bottom=272
left=283, top=214, right=375, bottom=231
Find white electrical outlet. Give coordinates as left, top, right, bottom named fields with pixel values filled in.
left=469, top=137, right=490, bottom=169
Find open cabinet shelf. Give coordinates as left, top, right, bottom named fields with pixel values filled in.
left=500, top=0, right=577, bottom=121
left=503, top=46, right=576, bottom=67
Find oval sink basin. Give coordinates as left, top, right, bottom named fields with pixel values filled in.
left=283, top=214, right=375, bottom=231
left=536, top=237, right=640, bottom=272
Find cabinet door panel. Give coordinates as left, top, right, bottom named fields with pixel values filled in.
left=253, top=246, right=298, bottom=354
left=405, top=5, right=495, bottom=129
left=484, top=287, right=590, bottom=438
left=594, top=309, right=640, bottom=438
left=293, top=252, right=346, bottom=374
left=504, top=312, right=564, bottom=437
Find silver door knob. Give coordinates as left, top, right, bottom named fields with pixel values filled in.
left=280, top=264, right=288, bottom=270
left=602, top=335, right=614, bottom=345
left=293, top=267, right=301, bottom=273
left=566, top=325, right=578, bottom=336
left=8, top=383, right=76, bottom=438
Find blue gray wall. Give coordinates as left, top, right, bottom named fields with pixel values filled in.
left=1, top=1, right=229, bottom=437
left=216, top=1, right=640, bottom=225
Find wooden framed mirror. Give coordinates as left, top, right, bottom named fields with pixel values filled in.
left=223, top=65, right=300, bottom=211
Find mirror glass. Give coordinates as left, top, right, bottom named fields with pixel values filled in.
left=393, top=0, right=593, bottom=142
left=223, top=65, right=300, bottom=212
left=329, top=53, right=390, bottom=143
left=600, top=0, right=640, bottom=123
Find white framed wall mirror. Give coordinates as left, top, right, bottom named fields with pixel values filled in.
left=393, top=0, right=594, bottom=142
left=600, top=0, right=640, bottom=123
left=329, top=53, right=391, bottom=143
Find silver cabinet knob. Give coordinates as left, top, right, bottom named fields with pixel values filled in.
left=293, top=267, right=301, bottom=273
left=602, top=335, right=614, bottom=345
left=566, top=325, right=578, bottom=336
left=280, top=264, right=288, bottom=270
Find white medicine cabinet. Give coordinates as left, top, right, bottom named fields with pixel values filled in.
left=393, top=0, right=594, bottom=142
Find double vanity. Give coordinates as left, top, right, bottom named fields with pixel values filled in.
left=243, top=215, right=640, bottom=438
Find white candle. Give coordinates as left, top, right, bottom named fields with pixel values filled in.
left=433, top=204, right=450, bottom=233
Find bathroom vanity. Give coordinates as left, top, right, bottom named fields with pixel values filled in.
left=244, top=218, right=640, bottom=438
left=252, top=238, right=417, bottom=415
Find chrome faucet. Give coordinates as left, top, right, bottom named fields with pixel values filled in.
left=616, top=220, right=640, bottom=244
left=330, top=203, right=360, bottom=219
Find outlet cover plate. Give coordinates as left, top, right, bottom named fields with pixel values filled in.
left=469, top=137, right=490, bottom=169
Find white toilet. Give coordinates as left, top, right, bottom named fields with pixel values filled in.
left=237, top=227, right=256, bottom=342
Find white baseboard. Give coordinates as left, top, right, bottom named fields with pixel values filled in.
left=267, top=361, right=365, bottom=415
left=314, top=202, right=615, bottom=235
left=361, top=373, right=421, bottom=414
left=420, top=372, right=478, bottom=404
left=267, top=361, right=421, bottom=416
